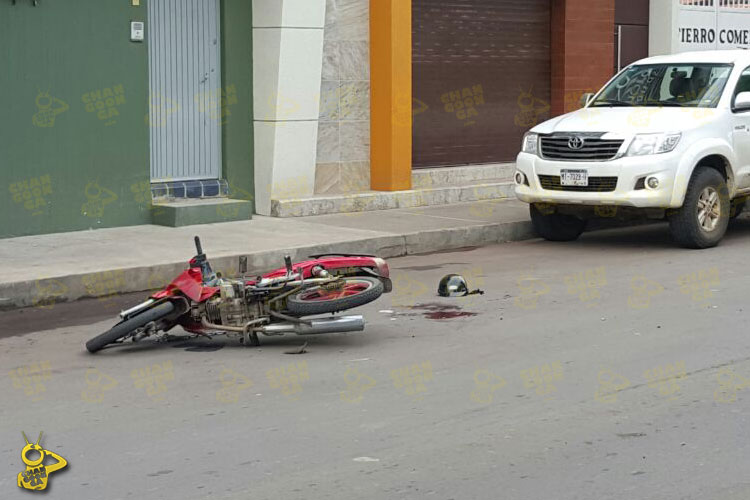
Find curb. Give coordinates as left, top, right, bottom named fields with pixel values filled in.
left=0, top=220, right=535, bottom=310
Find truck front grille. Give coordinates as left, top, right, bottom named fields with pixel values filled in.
left=540, top=135, right=624, bottom=161
left=538, top=175, right=618, bottom=192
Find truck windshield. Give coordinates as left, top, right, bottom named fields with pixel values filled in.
left=590, top=63, right=733, bottom=108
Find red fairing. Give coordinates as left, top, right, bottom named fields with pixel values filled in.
left=258, top=256, right=390, bottom=281
left=151, top=268, right=219, bottom=302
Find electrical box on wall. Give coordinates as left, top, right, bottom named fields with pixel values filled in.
left=130, top=21, right=144, bottom=42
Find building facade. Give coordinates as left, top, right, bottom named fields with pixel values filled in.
left=11, top=0, right=738, bottom=238
left=1, top=0, right=254, bottom=238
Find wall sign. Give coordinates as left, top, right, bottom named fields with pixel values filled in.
left=650, top=0, right=750, bottom=56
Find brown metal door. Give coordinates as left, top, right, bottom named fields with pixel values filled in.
left=614, top=0, right=649, bottom=72
left=412, top=0, right=551, bottom=168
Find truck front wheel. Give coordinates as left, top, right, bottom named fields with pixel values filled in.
left=668, top=167, right=729, bottom=249
left=529, top=204, right=587, bottom=242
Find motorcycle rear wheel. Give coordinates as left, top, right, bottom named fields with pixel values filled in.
left=85, top=301, right=176, bottom=353
left=286, top=277, right=383, bottom=315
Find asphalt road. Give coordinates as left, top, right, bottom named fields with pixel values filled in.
left=3, top=221, right=750, bottom=500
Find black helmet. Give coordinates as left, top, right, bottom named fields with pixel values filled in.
left=438, top=274, right=469, bottom=297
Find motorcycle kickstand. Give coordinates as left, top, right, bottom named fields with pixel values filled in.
left=241, top=328, right=260, bottom=347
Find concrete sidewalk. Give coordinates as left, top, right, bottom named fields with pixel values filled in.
left=0, top=199, right=534, bottom=309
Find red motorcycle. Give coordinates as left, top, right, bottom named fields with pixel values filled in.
left=85, top=237, right=391, bottom=353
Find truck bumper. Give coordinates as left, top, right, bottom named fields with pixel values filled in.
left=514, top=152, right=683, bottom=209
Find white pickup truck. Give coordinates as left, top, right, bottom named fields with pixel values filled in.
left=515, top=50, right=750, bottom=248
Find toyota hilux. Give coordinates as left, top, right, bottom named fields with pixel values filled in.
left=515, top=50, right=750, bottom=248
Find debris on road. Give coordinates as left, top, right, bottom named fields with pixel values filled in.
left=284, top=342, right=308, bottom=355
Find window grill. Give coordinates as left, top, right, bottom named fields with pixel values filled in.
left=719, top=0, right=750, bottom=8
left=680, top=0, right=714, bottom=6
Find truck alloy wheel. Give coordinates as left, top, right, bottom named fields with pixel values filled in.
left=668, top=168, right=729, bottom=249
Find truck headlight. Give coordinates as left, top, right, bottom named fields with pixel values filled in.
left=626, top=133, right=682, bottom=156
left=522, top=133, right=539, bottom=155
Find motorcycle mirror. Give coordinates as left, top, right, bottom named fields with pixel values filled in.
left=239, top=256, right=248, bottom=275
left=194, top=236, right=203, bottom=256
left=284, top=255, right=293, bottom=274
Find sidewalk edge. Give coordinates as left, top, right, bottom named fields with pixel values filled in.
left=0, top=221, right=534, bottom=310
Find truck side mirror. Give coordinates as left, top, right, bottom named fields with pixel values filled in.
left=579, top=93, right=596, bottom=108
left=734, top=92, right=750, bottom=112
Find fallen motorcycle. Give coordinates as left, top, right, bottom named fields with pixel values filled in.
left=85, top=237, right=391, bottom=353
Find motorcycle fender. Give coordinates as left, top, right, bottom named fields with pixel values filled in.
left=151, top=268, right=219, bottom=303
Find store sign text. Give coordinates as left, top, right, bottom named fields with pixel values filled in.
left=679, top=27, right=750, bottom=46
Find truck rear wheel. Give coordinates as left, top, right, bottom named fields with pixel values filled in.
left=668, top=167, right=729, bottom=249
left=529, top=204, right=587, bottom=242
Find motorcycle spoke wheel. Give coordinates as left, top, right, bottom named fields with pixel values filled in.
left=297, top=281, right=373, bottom=301
left=286, top=277, right=384, bottom=315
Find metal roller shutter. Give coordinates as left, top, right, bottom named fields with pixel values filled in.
left=148, top=0, right=222, bottom=182
left=413, top=0, right=551, bottom=168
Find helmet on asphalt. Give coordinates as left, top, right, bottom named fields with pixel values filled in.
left=438, top=274, right=469, bottom=297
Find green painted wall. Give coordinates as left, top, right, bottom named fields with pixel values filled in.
left=220, top=0, right=255, bottom=212
left=0, top=0, right=151, bottom=238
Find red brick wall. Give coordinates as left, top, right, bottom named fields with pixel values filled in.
left=551, top=0, right=615, bottom=115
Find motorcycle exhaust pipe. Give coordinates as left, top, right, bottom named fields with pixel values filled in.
left=260, top=315, right=365, bottom=336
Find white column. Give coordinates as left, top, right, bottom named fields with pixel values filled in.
left=253, top=0, right=326, bottom=215
left=649, top=0, right=680, bottom=56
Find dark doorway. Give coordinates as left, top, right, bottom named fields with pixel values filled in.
left=614, top=0, right=650, bottom=73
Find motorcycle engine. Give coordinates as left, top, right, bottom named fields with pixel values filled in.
left=217, top=281, right=247, bottom=327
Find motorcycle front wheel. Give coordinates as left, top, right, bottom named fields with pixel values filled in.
left=85, top=301, right=176, bottom=353
left=286, top=277, right=384, bottom=315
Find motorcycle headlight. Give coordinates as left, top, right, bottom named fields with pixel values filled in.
left=522, top=132, right=539, bottom=155
left=626, top=133, right=682, bottom=157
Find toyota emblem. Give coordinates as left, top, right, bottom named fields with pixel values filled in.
left=568, top=136, right=585, bottom=150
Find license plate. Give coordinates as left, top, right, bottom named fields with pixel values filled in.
left=560, top=169, right=588, bottom=186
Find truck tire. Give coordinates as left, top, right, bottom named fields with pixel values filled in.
left=668, top=167, right=729, bottom=249
left=529, top=204, right=587, bottom=242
